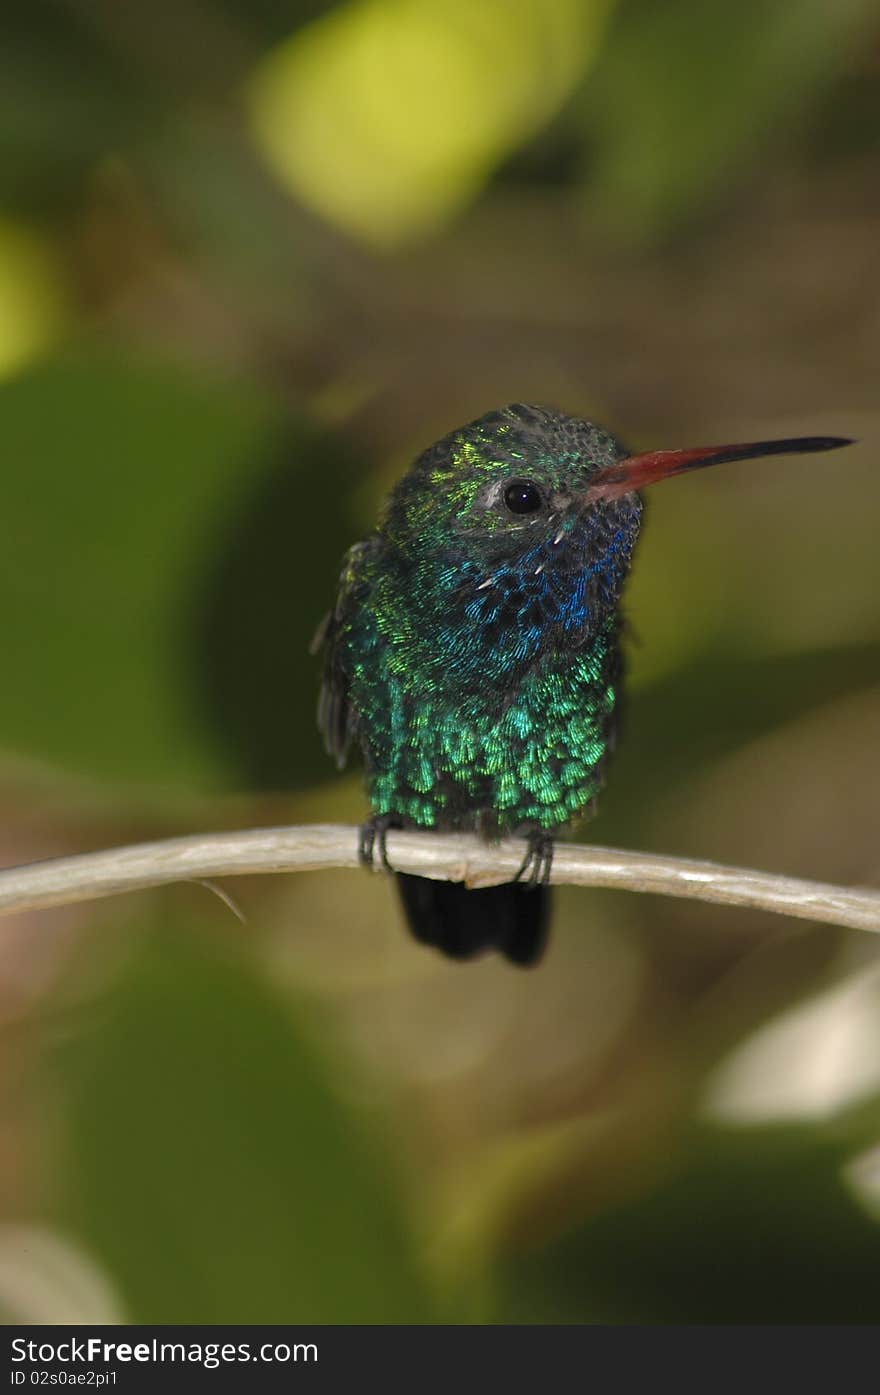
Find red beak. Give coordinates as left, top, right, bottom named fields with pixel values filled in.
left=587, top=435, right=854, bottom=503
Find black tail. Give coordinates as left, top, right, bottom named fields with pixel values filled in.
left=395, top=873, right=550, bottom=967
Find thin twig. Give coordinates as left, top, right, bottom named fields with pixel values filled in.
left=0, top=825, right=876, bottom=933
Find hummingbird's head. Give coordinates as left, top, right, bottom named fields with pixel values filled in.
left=381, top=403, right=852, bottom=672
left=385, top=401, right=636, bottom=563
left=383, top=405, right=644, bottom=665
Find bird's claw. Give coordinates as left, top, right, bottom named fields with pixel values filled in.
left=358, top=814, right=396, bottom=873
left=515, top=831, right=554, bottom=888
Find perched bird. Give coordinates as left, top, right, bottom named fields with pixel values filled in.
left=315, top=404, right=850, bottom=967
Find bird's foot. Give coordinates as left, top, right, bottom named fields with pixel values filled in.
left=515, top=830, right=554, bottom=889
left=358, top=814, right=398, bottom=873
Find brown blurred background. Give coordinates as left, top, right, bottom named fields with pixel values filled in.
left=0, top=0, right=878, bottom=1323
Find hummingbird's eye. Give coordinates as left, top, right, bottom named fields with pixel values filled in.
left=503, top=479, right=544, bottom=515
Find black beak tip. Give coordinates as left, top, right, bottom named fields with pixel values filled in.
left=803, top=435, right=857, bottom=452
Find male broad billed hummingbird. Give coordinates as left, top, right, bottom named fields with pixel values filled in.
left=315, top=404, right=851, bottom=967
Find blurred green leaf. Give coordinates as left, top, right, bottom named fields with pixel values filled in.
left=247, top=0, right=613, bottom=246
left=48, top=911, right=437, bottom=1323
left=581, top=0, right=879, bottom=239
left=0, top=354, right=278, bottom=790
left=0, top=353, right=367, bottom=794
left=0, top=216, right=69, bottom=376
left=497, top=1120, right=880, bottom=1323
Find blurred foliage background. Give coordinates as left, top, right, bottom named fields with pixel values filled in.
left=0, top=0, right=878, bottom=1326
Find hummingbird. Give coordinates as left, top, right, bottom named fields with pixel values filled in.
left=315, top=404, right=851, bottom=967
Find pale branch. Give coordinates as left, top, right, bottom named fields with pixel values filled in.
left=0, top=824, right=876, bottom=933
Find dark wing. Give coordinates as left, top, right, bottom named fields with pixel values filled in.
left=312, top=537, right=380, bottom=769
